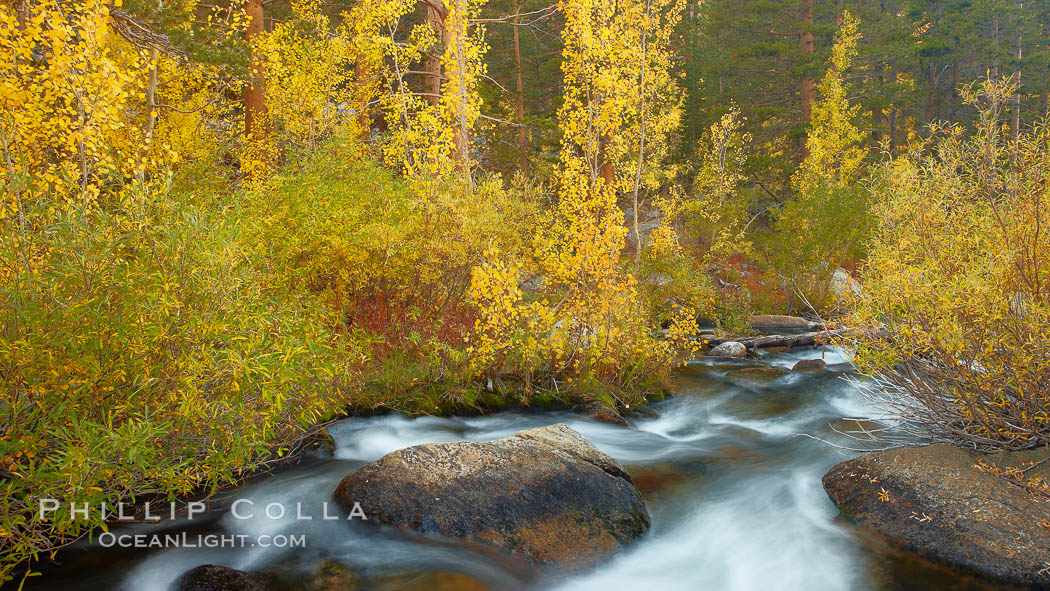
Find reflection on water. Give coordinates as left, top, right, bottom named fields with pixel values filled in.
left=13, top=347, right=1003, bottom=591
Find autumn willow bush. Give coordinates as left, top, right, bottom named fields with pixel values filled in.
left=245, top=140, right=682, bottom=409
left=846, top=81, right=1050, bottom=452
left=0, top=180, right=361, bottom=581
left=242, top=140, right=546, bottom=409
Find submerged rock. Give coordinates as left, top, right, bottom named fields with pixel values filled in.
left=300, top=561, right=490, bottom=591
left=791, top=358, right=827, bottom=371
left=373, top=571, right=491, bottom=591
left=333, top=424, right=650, bottom=572
left=302, top=560, right=361, bottom=591
left=727, top=366, right=790, bottom=380
left=709, top=341, right=747, bottom=358
left=823, top=444, right=1050, bottom=587
left=578, top=402, right=630, bottom=427
left=176, top=565, right=271, bottom=591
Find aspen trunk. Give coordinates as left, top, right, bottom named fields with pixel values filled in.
left=139, top=46, right=159, bottom=183
left=631, top=0, right=652, bottom=264
left=355, top=58, right=370, bottom=138
left=454, top=2, right=472, bottom=183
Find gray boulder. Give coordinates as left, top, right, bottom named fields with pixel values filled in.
left=709, top=341, right=747, bottom=358
left=829, top=268, right=862, bottom=302
left=823, top=444, right=1050, bottom=587
left=334, top=424, right=650, bottom=572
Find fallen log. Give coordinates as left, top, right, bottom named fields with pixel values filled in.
left=703, top=330, right=845, bottom=351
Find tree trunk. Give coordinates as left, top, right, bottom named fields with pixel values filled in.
left=871, top=67, right=884, bottom=149
left=888, top=107, right=898, bottom=153
left=925, top=61, right=936, bottom=122
left=993, top=13, right=1000, bottom=79
left=799, top=0, right=815, bottom=159
left=512, top=0, right=527, bottom=174
left=599, top=134, right=615, bottom=186
left=423, top=2, right=444, bottom=107
left=243, top=0, right=265, bottom=141
left=631, top=0, right=652, bottom=264
left=355, top=58, right=370, bottom=138
left=1014, top=1, right=1023, bottom=143
left=448, top=0, right=471, bottom=183
left=871, top=70, right=884, bottom=151
left=139, top=46, right=159, bottom=183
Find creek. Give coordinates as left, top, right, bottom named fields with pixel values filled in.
left=19, top=347, right=999, bottom=591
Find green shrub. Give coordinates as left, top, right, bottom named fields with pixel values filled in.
left=0, top=179, right=356, bottom=583
left=241, top=140, right=539, bottom=361
left=845, top=81, right=1050, bottom=451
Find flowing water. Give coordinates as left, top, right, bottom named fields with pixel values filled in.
left=16, top=347, right=1002, bottom=591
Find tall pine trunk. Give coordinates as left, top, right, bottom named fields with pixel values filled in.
left=512, top=0, right=527, bottom=173
left=243, top=0, right=266, bottom=141
left=799, top=0, right=814, bottom=159
left=1014, top=1, right=1023, bottom=143
left=423, top=3, right=444, bottom=107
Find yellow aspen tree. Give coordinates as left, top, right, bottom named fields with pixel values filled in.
left=422, top=1, right=445, bottom=107
left=439, top=0, right=486, bottom=183
left=546, top=0, right=683, bottom=285
left=794, top=11, right=865, bottom=193
left=0, top=0, right=152, bottom=209
left=557, top=0, right=682, bottom=192
left=653, top=107, right=751, bottom=273
left=628, top=0, right=685, bottom=259
left=775, top=11, right=868, bottom=295
left=254, top=0, right=359, bottom=150
left=376, top=0, right=487, bottom=185
left=503, top=0, right=685, bottom=381
left=342, top=0, right=418, bottom=150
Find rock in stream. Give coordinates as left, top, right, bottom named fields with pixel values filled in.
left=333, top=423, right=650, bottom=572
left=823, top=444, right=1050, bottom=588
left=176, top=564, right=272, bottom=591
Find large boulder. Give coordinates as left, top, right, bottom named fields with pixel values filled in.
left=709, top=341, right=747, bottom=358
left=823, top=444, right=1050, bottom=587
left=829, top=268, right=862, bottom=303
left=334, top=424, right=650, bottom=572
left=176, top=565, right=271, bottom=591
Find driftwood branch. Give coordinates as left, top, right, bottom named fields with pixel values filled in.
left=704, top=329, right=848, bottom=351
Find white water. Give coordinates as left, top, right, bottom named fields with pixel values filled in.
left=20, top=347, right=979, bottom=591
